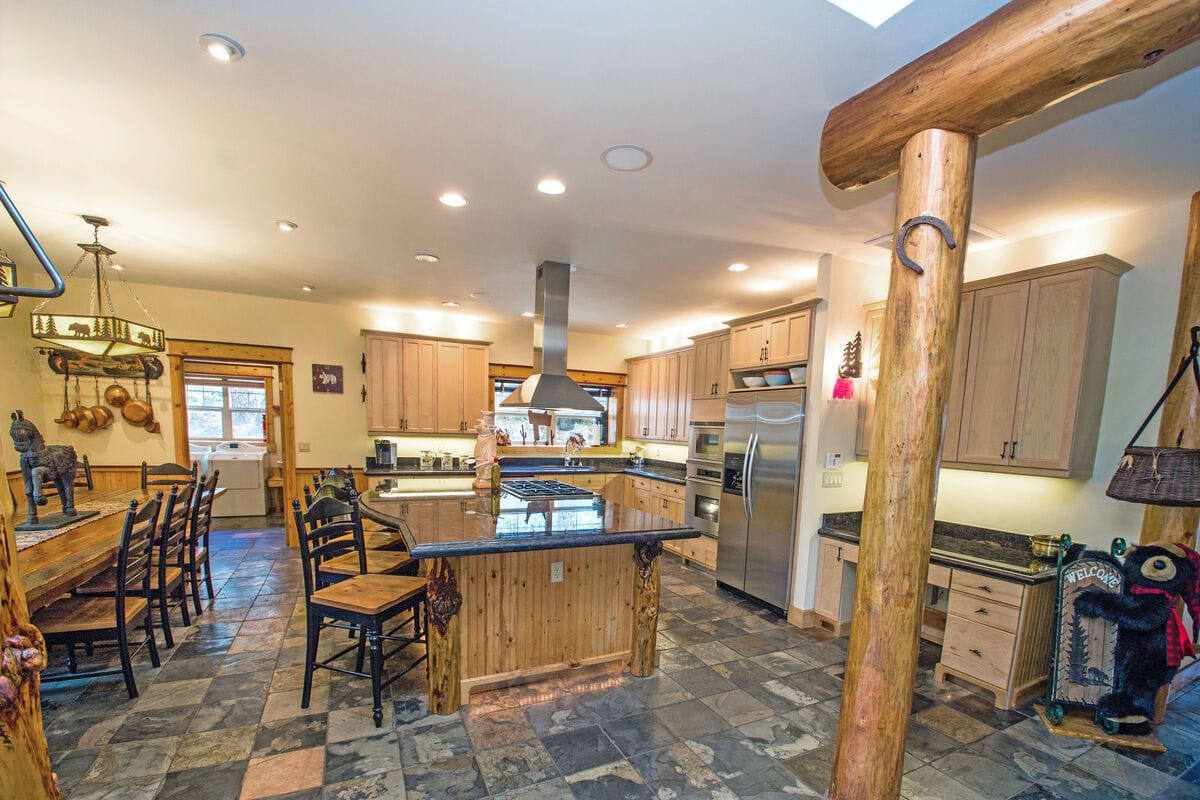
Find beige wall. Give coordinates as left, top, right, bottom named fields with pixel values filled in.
left=2, top=282, right=650, bottom=469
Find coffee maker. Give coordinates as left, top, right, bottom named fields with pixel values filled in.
left=373, top=439, right=396, bottom=469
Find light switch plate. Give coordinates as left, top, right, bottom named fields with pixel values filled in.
left=298, top=442, right=311, bottom=453
left=550, top=561, right=564, bottom=583
left=822, top=470, right=843, bottom=488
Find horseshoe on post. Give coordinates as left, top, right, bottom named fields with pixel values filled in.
left=894, top=214, right=957, bottom=275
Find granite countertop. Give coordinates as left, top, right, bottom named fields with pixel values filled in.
left=819, top=511, right=1057, bottom=584
left=359, top=484, right=699, bottom=558
left=364, top=456, right=687, bottom=485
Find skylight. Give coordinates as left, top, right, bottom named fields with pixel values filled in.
left=825, top=0, right=916, bottom=27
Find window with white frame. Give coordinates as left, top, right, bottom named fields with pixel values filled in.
left=185, top=376, right=267, bottom=442
left=492, top=380, right=614, bottom=447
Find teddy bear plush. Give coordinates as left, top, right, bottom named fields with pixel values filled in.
left=1074, top=542, right=1199, bottom=734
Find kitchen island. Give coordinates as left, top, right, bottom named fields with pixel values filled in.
left=358, top=481, right=699, bottom=714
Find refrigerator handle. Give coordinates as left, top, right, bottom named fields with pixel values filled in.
left=744, top=432, right=758, bottom=518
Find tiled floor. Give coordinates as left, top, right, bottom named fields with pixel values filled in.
left=39, top=515, right=1200, bottom=799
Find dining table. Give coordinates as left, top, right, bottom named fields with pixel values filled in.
left=17, top=487, right=223, bottom=613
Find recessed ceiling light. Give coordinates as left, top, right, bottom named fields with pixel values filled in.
left=537, top=178, right=566, bottom=195
left=615, top=323, right=629, bottom=329
left=439, top=192, right=468, bottom=208
left=199, top=34, right=245, bottom=62
left=521, top=311, right=535, bottom=318
left=414, top=253, right=439, bottom=263
left=728, top=263, right=750, bottom=272
left=601, top=144, right=653, bottom=172
left=301, top=285, right=314, bottom=292
left=110, top=263, right=125, bottom=271
left=275, top=220, right=298, bottom=232
left=469, top=292, right=490, bottom=300
left=441, top=300, right=461, bottom=308
left=823, top=1, right=915, bottom=28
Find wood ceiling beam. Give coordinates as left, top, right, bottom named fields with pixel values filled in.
left=820, top=0, right=1200, bottom=190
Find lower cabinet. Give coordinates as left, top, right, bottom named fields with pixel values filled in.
left=813, top=535, right=1054, bottom=709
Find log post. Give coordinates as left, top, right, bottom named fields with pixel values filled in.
left=0, top=448, right=60, bottom=799
left=631, top=542, right=663, bottom=677
left=829, top=129, right=977, bottom=800
left=1140, top=192, right=1200, bottom=548
left=426, top=557, right=462, bottom=714
left=278, top=362, right=299, bottom=547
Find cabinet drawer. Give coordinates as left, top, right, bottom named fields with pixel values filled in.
left=927, top=564, right=951, bottom=589
left=653, top=481, right=684, bottom=499
left=948, top=590, right=1020, bottom=634
left=822, top=540, right=858, bottom=563
left=629, top=476, right=651, bottom=492
left=941, top=615, right=1016, bottom=688
left=950, top=570, right=1023, bottom=607
left=677, top=536, right=717, bottom=569
left=572, top=474, right=612, bottom=489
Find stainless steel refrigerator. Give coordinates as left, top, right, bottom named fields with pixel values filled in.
left=717, top=388, right=805, bottom=612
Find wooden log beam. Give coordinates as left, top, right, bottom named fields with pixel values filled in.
left=1141, top=193, right=1200, bottom=548
left=0, top=449, right=61, bottom=799
left=829, top=129, right=977, bottom=800
left=426, top=557, right=462, bottom=714
left=278, top=362, right=299, bottom=548
left=630, top=542, right=662, bottom=677
left=821, top=0, right=1200, bottom=190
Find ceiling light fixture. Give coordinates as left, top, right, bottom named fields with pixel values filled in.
left=439, top=192, right=468, bottom=208
left=521, top=311, right=535, bottom=318
left=441, top=300, right=461, bottom=308
left=301, top=285, right=314, bottom=292
left=537, top=178, right=566, bottom=195
left=275, top=220, right=298, bottom=232
left=198, top=33, right=245, bottom=62
left=728, top=263, right=750, bottom=272
left=615, top=323, right=629, bottom=329
left=601, top=144, right=653, bottom=172
left=30, top=215, right=165, bottom=355
left=469, top=292, right=490, bottom=300
left=414, top=253, right=439, bottom=263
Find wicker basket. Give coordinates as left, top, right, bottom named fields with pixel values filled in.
left=1107, top=327, right=1200, bottom=507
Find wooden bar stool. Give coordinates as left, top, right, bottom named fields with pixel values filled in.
left=33, top=496, right=163, bottom=698
left=184, top=469, right=220, bottom=615
left=302, top=482, right=407, bottom=553
left=141, top=460, right=197, bottom=492
left=292, top=496, right=426, bottom=726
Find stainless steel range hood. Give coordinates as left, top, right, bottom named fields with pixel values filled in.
left=500, top=261, right=604, bottom=414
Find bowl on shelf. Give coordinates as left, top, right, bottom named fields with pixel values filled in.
left=763, top=370, right=791, bottom=387
left=788, top=366, right=806, bottom=384
left=742, top=375, right=768, bottom=388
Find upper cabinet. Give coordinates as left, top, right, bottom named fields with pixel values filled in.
left=364, top=331, right=490, bottom=435
left=691, top=332, right=731, bottom=401
left=857, top=255, right=1130, bottom=477
left=727, top=302, right=817, bottom=370
left=626, top=347, right=692, bottom=442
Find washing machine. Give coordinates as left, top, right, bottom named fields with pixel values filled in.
left=209, top=441, right=268, bottom=517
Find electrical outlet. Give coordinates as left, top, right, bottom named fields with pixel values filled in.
left=298, top=442, right=311, bottom=453
left=550, top=561, right=564, bottom=583
left=821, top=470, right=843, bottom=488
left=824, top=451, right=844, bottom=469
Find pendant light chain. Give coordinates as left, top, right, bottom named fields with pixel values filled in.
left=110, top=258, right=161, bottom=327
left=31, top=251, right=89, bottom=314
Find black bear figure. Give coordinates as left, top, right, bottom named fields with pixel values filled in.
left=1075, top=542, right=1199, bottom=735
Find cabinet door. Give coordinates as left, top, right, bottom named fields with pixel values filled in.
left=675, top=349, right=693, bottom=439
left=663, top=496, right=685, bottom=524
left=436, top=341, right=465, bottom=433
left=365, top=334, right=402, bottom=432
left=942, top=293, right=976, bottom=463
left=714, top=334, right=731, bottom=398
left=627, top=359, right=649, bottom=439
left=463, top=344, right=490, bottom=433
left=1009, top=271, right=1094, bottom=470
left=402, top=338, right=439, bottom=432
left=692, top=339, right=714, bottom=400
left=633, top=488, right=651, bottom=512
left=730, top=322, right=766, bottom=369
left=956, top=282, right=1029, bottom=465
left=813, top=539, right=845, bottom=620
left=766, top=310, right=811, bottom=365
left=664, top=353, right=681, bottom=440
left=652, top=355, right=672, bottom=439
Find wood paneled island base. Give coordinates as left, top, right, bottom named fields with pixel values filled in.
left=359, top=484, right=698, bottom=714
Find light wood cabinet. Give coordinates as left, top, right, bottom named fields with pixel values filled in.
left=691, top=332, right=730, bottom=400
left=363, top=331, right=491, bottom=435
left=730, top=320, right=768, bottom=369
left=766, top=309, right=811, bottom=366
left=625, top=347, right=691, bottom=443
left=856, top=255, right=1129, bottom=477
left=813, top=538, right=852, bottom=623
left=727, top=302, right=817, bottom=371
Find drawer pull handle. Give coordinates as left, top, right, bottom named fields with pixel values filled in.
left=978, top=585, right=992, bottom=593
left=975, top=607, right=988, bottom=615
left=1011, top=440, right=1018, bottom=459
left=969, top=648, right=983, bottom=658
left=1001, top=441, right=1008, bottom=459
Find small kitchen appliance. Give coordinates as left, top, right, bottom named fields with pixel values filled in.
left=373, top=439, right=395, bottom=469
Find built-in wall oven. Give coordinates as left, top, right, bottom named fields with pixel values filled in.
left=688, top=424, right=725, bottom=465
left=685, top=459, right=722, bottom=538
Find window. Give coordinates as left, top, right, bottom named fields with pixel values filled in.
left=492, top=380, right=614, bottom=447
left=185, top=376, right=267, bottom=442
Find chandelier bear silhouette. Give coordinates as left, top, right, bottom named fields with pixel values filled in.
left=30, top=215, right=165, bottom=356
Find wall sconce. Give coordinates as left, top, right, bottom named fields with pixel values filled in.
left=833, top=331, right=862, bottom=401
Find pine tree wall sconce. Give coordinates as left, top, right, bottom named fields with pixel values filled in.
left=833, top=331, right=863, bottom=401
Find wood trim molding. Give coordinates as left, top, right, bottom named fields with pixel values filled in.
left=624, top=345, right=693, bottom=364
left=689, top=329, right=730, bottom=343
left=489, top=363, right=627, bottom=386
left=183, top=361, right=275, bottom=378
left=787, top=605, right=818, bottom=630
left=167, top=338, right=293, bottom=364
left=361, top=329, right=492, bottom=347
left=723, top=297, right=822, bottom=328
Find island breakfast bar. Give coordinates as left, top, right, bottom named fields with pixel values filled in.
left=358, top=481, right=700, bottom=714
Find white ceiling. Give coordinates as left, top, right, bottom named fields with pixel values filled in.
left=2, top=0, right=1198, bottom=338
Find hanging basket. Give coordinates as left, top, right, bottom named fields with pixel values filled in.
left=1107, top=326, right=1200, bottom=506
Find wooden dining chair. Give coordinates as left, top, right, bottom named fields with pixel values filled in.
left=184, top=469, right=220, bottom=615
left=302, top=481, right=407, bottom=553
left=141, top=460, right=197, bottom=492
left=77, top=484, right=195, bottom=649
left=292, top=496, right=426, bottom=726
left=32, top=496, right=163, bottom=698
left=40, top=454, right=94, bottom=498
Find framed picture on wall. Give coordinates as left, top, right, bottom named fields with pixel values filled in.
left=312, top=364, right=344, bottom=393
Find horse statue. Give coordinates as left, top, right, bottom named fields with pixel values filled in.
left=9, top=410, right=79, bottom=526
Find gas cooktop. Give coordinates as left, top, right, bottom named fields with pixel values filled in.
left=500, top=478, right=596, bottom=500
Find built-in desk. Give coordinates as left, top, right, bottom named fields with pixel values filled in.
left=815, top=512, right=1056, bottom=709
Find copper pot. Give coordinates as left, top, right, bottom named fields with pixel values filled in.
left=90, top=379, right=113, bottom=428
left=104, top=381, right=130, bottom=407
left=73, top=378, right=96, bottom=433
left=122, top=380, right=152, bottom=425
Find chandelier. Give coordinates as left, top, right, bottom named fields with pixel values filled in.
left=31, top=215, right=164, bottom=356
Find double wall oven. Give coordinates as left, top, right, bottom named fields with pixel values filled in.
left=685, top=423, right=724, bottom=539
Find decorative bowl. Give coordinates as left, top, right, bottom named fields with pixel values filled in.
left=1029, top=534, right=1062, bottom=561
left=763, top=370, right=791, bottom=387
left=788, top=366, right=806, bottom=384
left=742, top=375, right=767, bottom=388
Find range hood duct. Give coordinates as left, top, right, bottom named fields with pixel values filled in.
left=500, top=261, right=604, bottom=414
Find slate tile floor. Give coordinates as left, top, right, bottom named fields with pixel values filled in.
left=39, top=515, right=1200, bottom=799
